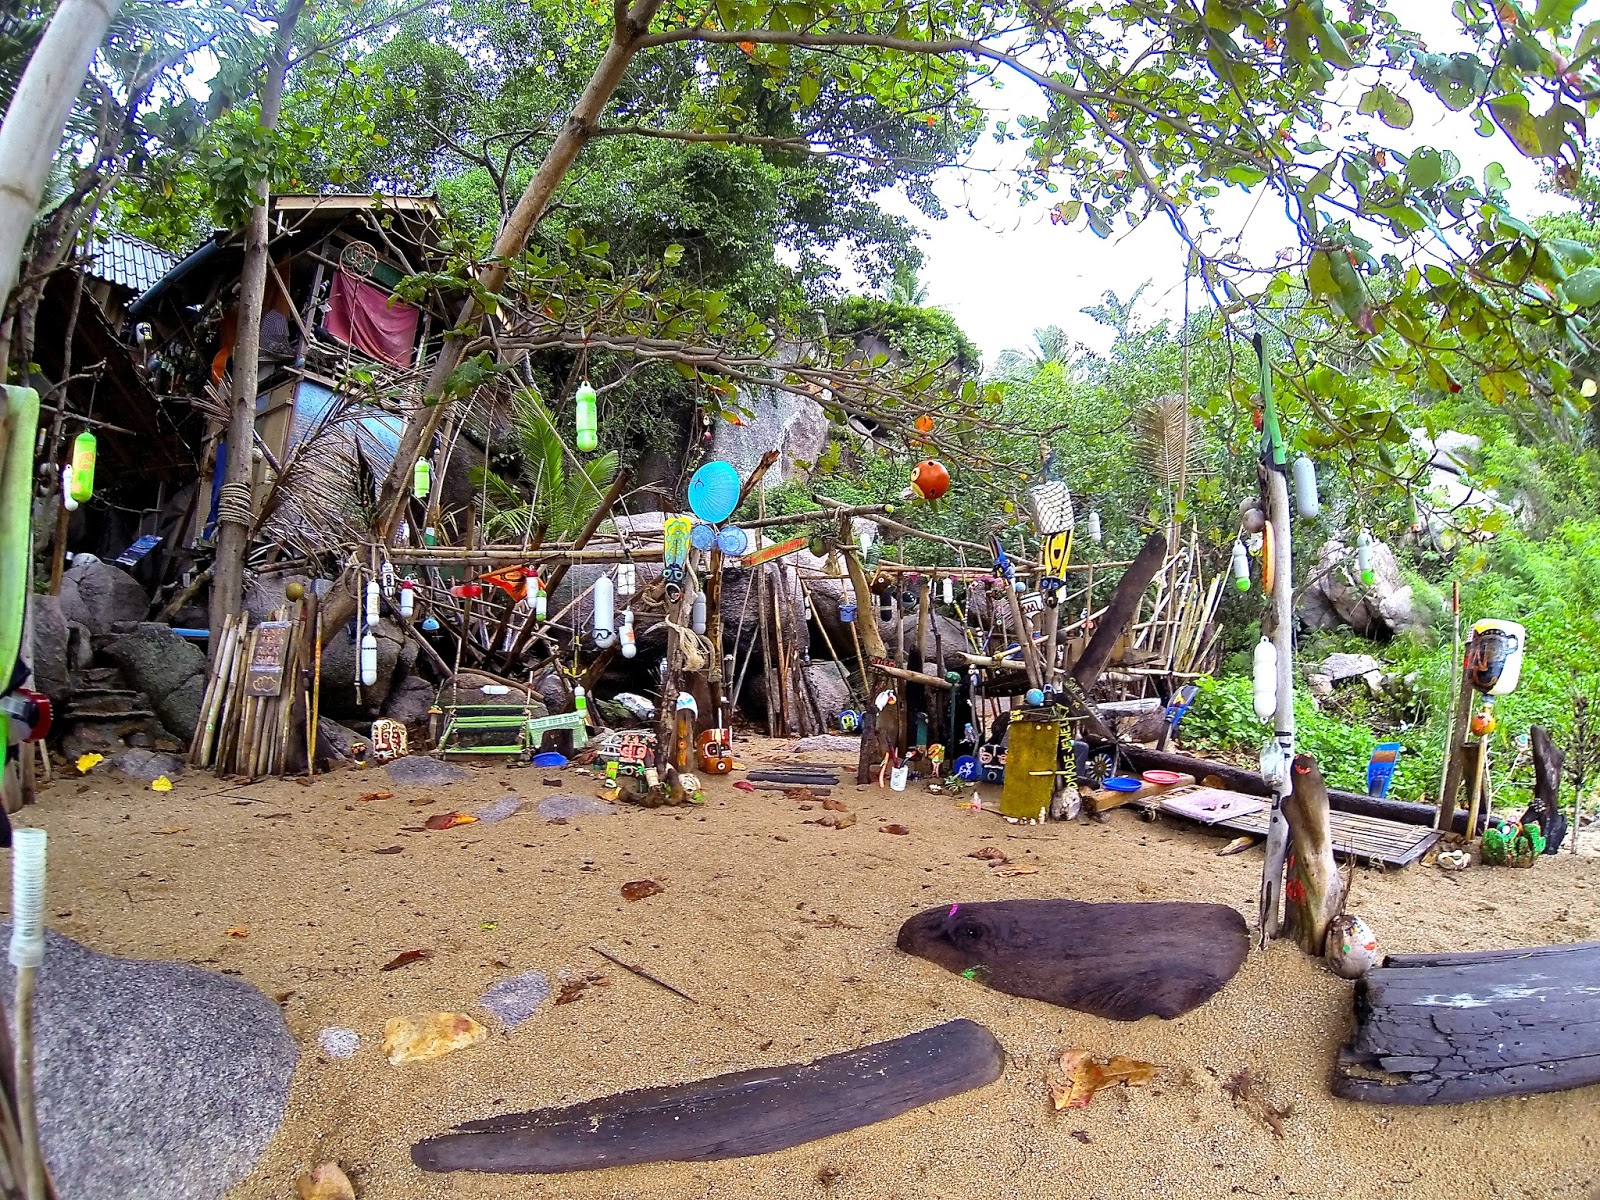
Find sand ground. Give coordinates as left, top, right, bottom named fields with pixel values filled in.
left=11, top=741, right=1600, bottom=1200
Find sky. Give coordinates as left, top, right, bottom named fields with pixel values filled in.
left=889, top=3, right=1587, bottom=368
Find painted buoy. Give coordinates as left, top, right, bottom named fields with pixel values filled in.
left=909, top=459, right=950, bottom=501
left=1253, top=637, right=1278, bottom=722
left=1324, top=913, right=1379, bottom=979
left=688, top=460, right=741, bottom=523
left=592, top=574, right=616, bottom=648
left=1293, top=455, right=1320, bottom=518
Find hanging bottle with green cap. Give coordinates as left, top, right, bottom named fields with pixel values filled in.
left=1356, top=529, right=1375, bottom=586
left=1231, top=540, right=1250, bottom=592
left=575, top=379, right=598, bottom=451
left=69, top=429, right=96, bottom=504
left=412, top=457, right=431, bottom=500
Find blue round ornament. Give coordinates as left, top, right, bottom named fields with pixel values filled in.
left=688, top=460, right=740, bottom=524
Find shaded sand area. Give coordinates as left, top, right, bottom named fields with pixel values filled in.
left=9, top=741, right=1600, bottom=1199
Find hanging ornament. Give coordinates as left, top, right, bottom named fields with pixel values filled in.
left=1252, top=637, right=1277, bottom=722
left=687, top=460, right=741, bottom=524
left=909, top=459, right=950, bottom=501
left=412, top=457, right=432, bottom=500
left=360, top=631, right=379, bottom=686
left=1356, top=529, right=1375, bottom=586
left=398, top=581, right=415, bottom=620
left=575, top=379, right=599, bottom=452
left=380, top=561, right=396, bottom=597
left=365, top=580, right=381, bottom=626
left=691, top=590, right=707, bottom=635
left=1293, top=455, right=1320, bottom=518
left=801, top=590, right=813, bottom=621
left=532, top=575, right=547, bottom=622
left=941, top=576, right=954, bottom=605
left=69, top=429, right=96, bottom=504
left=573, top=685, right=590, bottom=725
left=1231, top=540, right=1250, bottom=592
left=616, top=561, right=636, bottom=599
left=619, top=610, right=637, bottom=659
left=840, top=600, right=857, bottom=623
left=424, top=525, right=438, bottom=547
left=1260, top=521, right=1276, bottom=594
left=60, top=466, right=78, bottom=513
left=592, top=573, right=616, bottom=648
left=914, top=413, right=935, bottom=434
left=1086, top=510, right=1102, bottom=543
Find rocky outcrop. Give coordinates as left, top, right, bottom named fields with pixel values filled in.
left=381, top=675, right=437, bottom=737
left=58, top=560, right=148, bottom=636
left=29, top=594, right=71, bottom=706
left=317, top=617, right=414, bottom=717
left=101, top=624, right=208, bottom=740
left=1300, top=538, right=1426, bottom=639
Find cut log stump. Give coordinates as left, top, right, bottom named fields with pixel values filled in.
left=1334, top=940, right=1600, bottom=1104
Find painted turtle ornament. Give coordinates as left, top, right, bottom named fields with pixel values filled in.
left=910, top=459, right=950, bottom=501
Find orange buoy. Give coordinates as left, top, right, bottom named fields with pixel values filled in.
left=914, top=413, right=935, bottom=434
left=910, top=459, right=950, bottom=501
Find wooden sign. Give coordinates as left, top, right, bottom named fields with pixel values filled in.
left=246, top=621, right=293, bottom=696
left=742, top=535, right=807, bottom=568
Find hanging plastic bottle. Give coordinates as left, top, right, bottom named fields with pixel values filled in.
left=941, top=576, right=954, bottom=605
left=616, top=561, right=636, bottom=600
left=365, top=580, right=381, bottom=626
left=592, top=573, right=616, bottom=647
left=412, top=457, right=431, bottom=500
left=620, top=610, right=637, bottom=658
left=841, top=600, right=857, bottom=623
left=1087, top=510, right=1102, bottom=543
left=801, top=590, right=813, bottom=621
left=573, top=685, right=590, bottom=726
left=1252, top=637, right=1277, bottom=722
left=1231, top=540, right=1250, bottom=592
left=360, top=630, right=379, bottom=686
left=424, top=525, right=438, bottom=547
left=60, top=465, right=78, bottom=513
left=69, top=429, right=96, bottom=504
left=532, top=575, right=547, bottom=622
left=380, top=561, right=396, bottom=597
left=1356, top=529, right=1375, bottom=586
left=396, top=519, right=409, bottom=542
left=1293, top=455, right=1320, bottom=518
left=398, top=581, right=415, bottom=620
left=691, top=590, right=707, bottom=635
left=575, top=379, right=599, bottom=452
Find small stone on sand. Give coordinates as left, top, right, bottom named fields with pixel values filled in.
left=537, top=794, right=615, bottom=819
left=317, top=1027, right=360, bottom=1059
left=478, top=970, right=551, bottom=1027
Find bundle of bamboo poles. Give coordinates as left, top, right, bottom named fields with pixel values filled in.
left=188, top=601, right=314, bottom=778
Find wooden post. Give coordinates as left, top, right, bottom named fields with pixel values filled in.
left=1435, top=663, right=1478, bottom=833
left=1259, top=466, right=1295, bottom=942
left=1283, top=754, right=1345, bottom=955
left=654, top=570, right=696, bottom=762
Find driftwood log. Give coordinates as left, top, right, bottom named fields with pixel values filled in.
left=1281, top=755, right=1344, bottom=955
left=1334, top=940, right=1600, bottom=1104
left=1517, top=725, right=1568, bottom=853
left=1119, top=746, right=1484, bottom=835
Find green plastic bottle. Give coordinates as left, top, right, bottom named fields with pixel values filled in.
left=69, top=430, right=96, bottom=504
left=575, top=379, right=598, bottom=452
left=412, top=457, right=431, bottom=499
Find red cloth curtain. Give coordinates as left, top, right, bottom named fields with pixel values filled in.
left=325, top=269, right=420, bottom=367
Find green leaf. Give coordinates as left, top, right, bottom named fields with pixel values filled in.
left=1561, top=266, right=1600, bottom=306
left=1487, top=94, right=1545, bottom=157
left=1533, top=0, right=1581, bottom=31
left=1484, top=161, right=1510, bottom=192
left=1405, top=148, right=1443, bottom=189
left=1306, top=248, right=1338, bottom=297
left=663, top=243, right=685, bottom=266
left=1358, top=84, right=1413, bottom=130
left=797, top=73, right=820, bottom=107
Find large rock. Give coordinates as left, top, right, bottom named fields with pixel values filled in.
left=106, top=748, right=184, bottom=782
left=58, top=559, right=148, bottom=636
left=382, top=674, right=437, bottom=736
left=0, top=927, right=297, bottom=1200
left=439, top=670, right=549, bottom=719
left=317, top=616, right=413, bottom=717
left=101, top=623, right=208, bottom=740
left=804, top=659, right=854, bottom=720
left=1319, top=653, right=1383, bottom=684
left=1300, top=538, right=1427, bottom=639
left=711, top=367, right=831, bottom=488
left=29, top=593, right=70, bottom=705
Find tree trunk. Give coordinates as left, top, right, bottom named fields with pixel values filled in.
left=318, top=0, right=668, bottom=641
left=1282, top=753, right=1344, bottom=956
left=209, top=0, right=306, bottom=647
left=0, top=0, right=122, bottom=317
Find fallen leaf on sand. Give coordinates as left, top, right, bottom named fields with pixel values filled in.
left=295, top=1162, right=355, bottom=1200
left=554, top=972, right=612, bottom=1004
left=150, top=776, right=173, bottom=792
left=380, top=949, right=431, bottom=972
left=995, top=864, right=1040, bottom=877
left=821, top=797, right=849, bottom=812
left=880, top=823, right=910, bottom=835
left=733, top=780, right=755, bottom=792
left=380, top=1012, right=487, bottom=1064
left=75, top=752, right=104, bottom=774
left=1216, top=836, right=1257, bottom=856
left=621, top=879, right=665, bottom=901
left=1049, top=1050, right=1157, bottom=1110
left=359, top=791, right=393, bottom=802
left=424, top=811, right=478, bottom=830
left=372, top=845, right=403, bottom=854
left=408, top=796, right=434, bottom=806
left=968, top=846, right=1008, bottom=863
left=818, top=812, right=857, bottom=829
left=224, top=927, right=248, bottom=938
left=155, top=825, right=188, bottom=835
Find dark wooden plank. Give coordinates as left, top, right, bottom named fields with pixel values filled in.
left=1383, top=941, right=1600, bottom=969
left=1145, top=801, right=1438, bottom=867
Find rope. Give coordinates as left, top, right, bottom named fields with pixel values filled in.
left=662, top=619, right=711, bottom=672
left=216, top=483, right=254, bottom=528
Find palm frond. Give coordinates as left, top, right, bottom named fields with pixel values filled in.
left=1134, top=391, right=1198, bottom=494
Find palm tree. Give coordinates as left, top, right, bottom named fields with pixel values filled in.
left=993, top=324, right=1073, bottom=378
left=886, top=262, right=929, bottom=306
left=476, top=387, right=619, bottom=541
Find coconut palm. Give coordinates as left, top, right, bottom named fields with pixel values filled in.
left=476, top=387, right=619, bottom=541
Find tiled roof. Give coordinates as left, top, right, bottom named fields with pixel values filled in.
left=83, top=231, right=181, bottom=294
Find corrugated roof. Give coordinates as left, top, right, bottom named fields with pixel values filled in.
left=84, top=231, right=181, bottom=294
